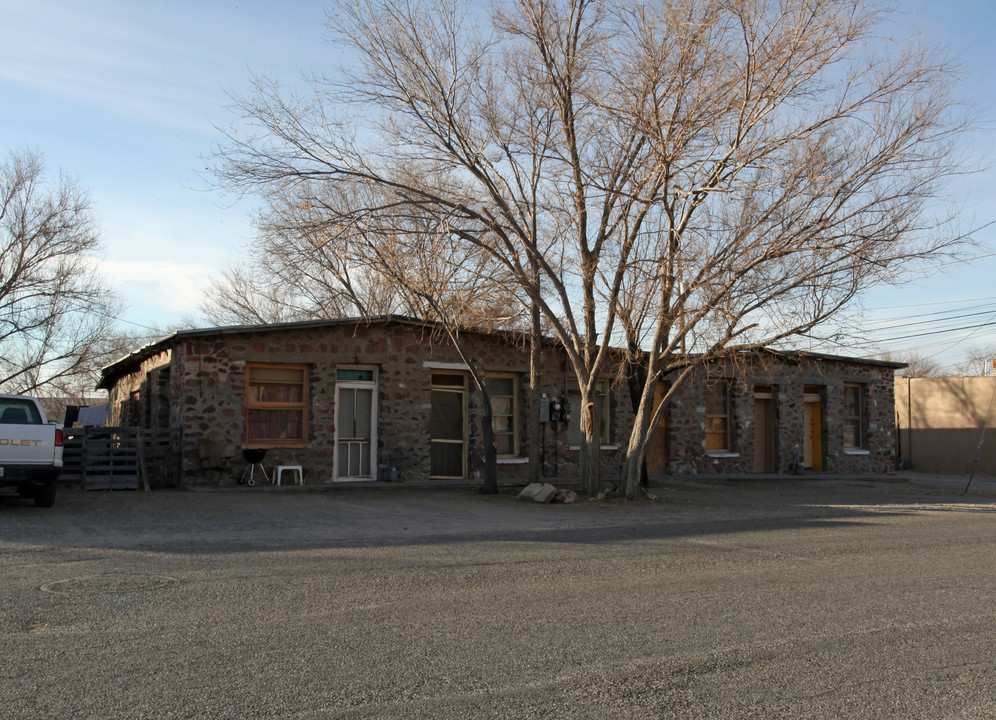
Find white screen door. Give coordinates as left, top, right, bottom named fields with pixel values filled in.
left=335, top=369, right=377, bottom=481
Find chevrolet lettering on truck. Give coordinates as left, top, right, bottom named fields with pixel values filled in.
left=0, top=394, right=63, bottom=507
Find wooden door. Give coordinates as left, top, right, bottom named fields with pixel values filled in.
left=753, top=396, right=774, bottom=473
left=645, top=383, right=669, bottom=476
left=804, top=397, right=822, bottom=471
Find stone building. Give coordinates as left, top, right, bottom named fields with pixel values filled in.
left=97, top=317, right=902, bottom=486
left=646, top=351, right=903, bottom=477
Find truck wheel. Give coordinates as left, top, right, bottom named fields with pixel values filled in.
left=34, top=482, right=56, bottom=508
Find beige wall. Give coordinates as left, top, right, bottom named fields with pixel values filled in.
left=895, top=376, right=996, bottom=474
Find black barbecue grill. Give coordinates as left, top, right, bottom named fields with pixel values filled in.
left=239, top=448, right=269, bottom=486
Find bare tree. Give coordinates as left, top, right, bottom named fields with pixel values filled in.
left=362, top=222, right=523, bottom=493
left=201, top=262, right=312, bottom=325
left=203, top=184, right=530, bottom=492
left=202, top=184, right=525, bottom=327
left=201, top=190, right=406, bottom=325
left=880, top=350, right=941, bottom=378
left=0, top=150, right=119, bottom=396
left=956, top=345, right=996, bottom=376
left=213, top=0, right=968, bottom=497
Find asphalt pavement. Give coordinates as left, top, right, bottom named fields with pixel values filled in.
left=2, top=476, right=994, bottom=719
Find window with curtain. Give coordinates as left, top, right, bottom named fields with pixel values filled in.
left=705, top=382, right=730, bottom=452
left=485, top=374, right=518, bottom=456
left=245, top=363, right=308, bottom=446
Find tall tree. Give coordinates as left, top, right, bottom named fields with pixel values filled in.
left=0, top=150, right=119, bottom=396
left=362, top=222, right=523, bottom=493
left=213, top=0, right=968, bottom=497
left=203, top=183, right=528, bottom=492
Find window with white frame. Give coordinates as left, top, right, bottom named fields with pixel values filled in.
left=485, top=374, right=518, bottom=457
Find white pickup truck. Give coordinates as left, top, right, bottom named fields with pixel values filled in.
left=0, top=394, right=63, bottom=507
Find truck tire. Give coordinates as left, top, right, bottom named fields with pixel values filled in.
left=34, top=482, right=56, bottom=508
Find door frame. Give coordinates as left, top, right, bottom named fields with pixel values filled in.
left=803, top=388, right=823, bottom=471
left=646, top=381, right=670, bottom=476
left=753, top=386, right=776, bottom=473
left=430, top=372, right=467, bottom=479
left=333, top=366, right=379, bottom=482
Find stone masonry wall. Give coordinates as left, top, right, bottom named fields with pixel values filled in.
left=115, top=322, right=632, bottom=486
left=663, top=355, right=897, bottom=475
left=107, top=325, right=898, bottom=485
left=107, top=349, right=172, bottom=427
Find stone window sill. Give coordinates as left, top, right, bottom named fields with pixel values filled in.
left=843, top=448, right=870, bottom=455
left=245, top=442, right=311, bottom=450
left=705, top=452, right=740, bottom=459
left=497, top=458, right=529, bottom=465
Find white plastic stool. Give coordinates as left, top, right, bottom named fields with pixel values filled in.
left=275, top=465, right=303, bottom=486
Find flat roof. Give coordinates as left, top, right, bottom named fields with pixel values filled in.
left=97, top=315, right=906, bottom=389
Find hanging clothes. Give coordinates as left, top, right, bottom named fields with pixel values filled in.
left=63, top=405, right=81, bottom=427
left=77, top=403, right=109, bottom=426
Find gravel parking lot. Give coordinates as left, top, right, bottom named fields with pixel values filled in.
left=2, top=478, right=995, bottom=719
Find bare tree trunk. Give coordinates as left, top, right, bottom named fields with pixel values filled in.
left=578, top=389, right=601, bottom=496
left=626, top=346, right=650, bottom=494
left=528, top=302, right=542, bottom=485
left=579, top=436, right=600, bottom=496
left=623, top=411, right=653, bottom=499
left=621, top=357, right=666, bottom=499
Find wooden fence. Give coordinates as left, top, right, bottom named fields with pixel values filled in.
left=61, top=427, right=182, bottom=490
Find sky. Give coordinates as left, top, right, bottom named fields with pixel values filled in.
left=2, top=0, right=996, bottom=372
left=1, top=0, right=332, bottom=337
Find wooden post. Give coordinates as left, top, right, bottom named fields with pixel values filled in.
left=137, top=428, right=150, bottom=492
left=81, top=427, right=88, bottom=491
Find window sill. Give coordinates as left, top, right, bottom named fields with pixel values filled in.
left=843, top=448, right=870, bottom=456
left=568, top=445, right=620, bottom=452
left=245, top=442, right=311, bottom=450
left=497, top=458, right=529, bottom=465
left=705, top=452, right=740, bottom=459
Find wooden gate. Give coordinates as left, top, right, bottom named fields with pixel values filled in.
left=62, top=427, right=181, bottom=490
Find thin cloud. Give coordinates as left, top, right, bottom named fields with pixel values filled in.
left=97, top=258, right=215, bottom=313
left=0, top=0, right=327, bottom=132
